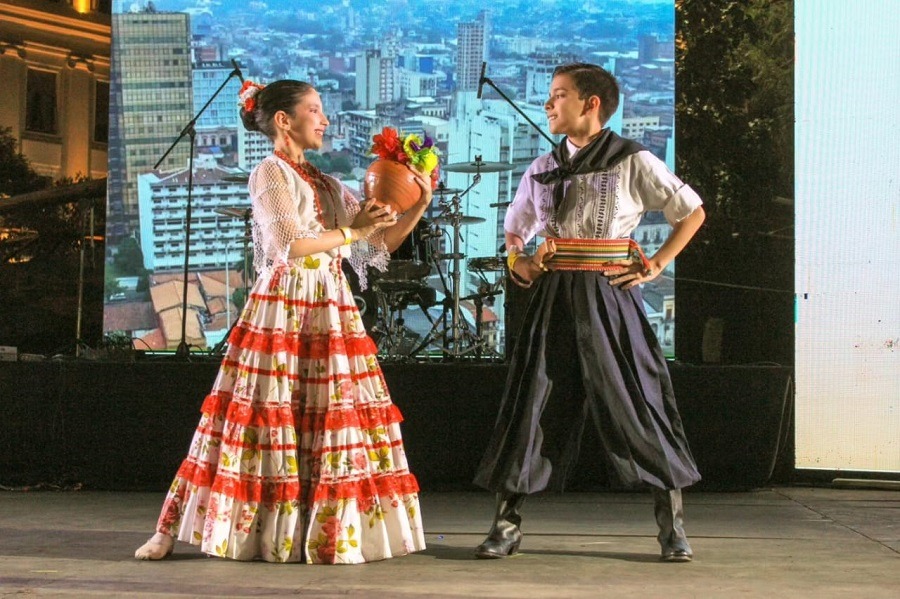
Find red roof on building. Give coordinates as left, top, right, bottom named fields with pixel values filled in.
left=102, top=301, right=156, bottom=332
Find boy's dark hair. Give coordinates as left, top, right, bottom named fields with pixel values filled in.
left=552, top=63, right=620, bottom=125
left=240, top=79, right=315, bottom=139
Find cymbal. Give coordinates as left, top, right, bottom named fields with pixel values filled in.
left=443, top=160, right=513, bottom=174
left=214, top=207, right=251, bottom=219
left=433, top=215, right=486, bottom=226
left=432, top=186, right=464, bottom=196
left=222, top=173, right=250, bottom=183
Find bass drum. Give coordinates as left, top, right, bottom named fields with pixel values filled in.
left=390, top=217, right=433, bottom=263
left=341, top=217, right=435, bottom=338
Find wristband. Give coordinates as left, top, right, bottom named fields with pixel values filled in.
left=506, top=251, right=521, bottom=271
left=340, top=227, right=353, bottom=246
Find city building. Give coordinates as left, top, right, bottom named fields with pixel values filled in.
left=445, top=91, right=555, bottom=340
left=109, top=8, right=192, bottom=242
left=236, top=123, right=272, bottom=172
left=355, top=48, right=395, bottom=110
left=455, top=11, right=489, bottom=92
left=192, top=60, right=241, bottom=131
left=622, top=115, right=660, bottom=141
left=338, top=109, right=388, bottom=168
left=136, top=162, right=252, bottom=273
left=396, top=69, right=441, bottom=99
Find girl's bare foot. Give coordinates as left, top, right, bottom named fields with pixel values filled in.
left=134, top=532, right=174, bottom=560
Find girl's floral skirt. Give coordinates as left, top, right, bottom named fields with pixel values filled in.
left=155, top=255, right=425, bottom=563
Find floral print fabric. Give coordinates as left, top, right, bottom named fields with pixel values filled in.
left=155, top=252, right=425, bottom=563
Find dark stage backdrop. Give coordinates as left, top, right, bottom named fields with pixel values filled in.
left=0, top=361, right=791, bottom=493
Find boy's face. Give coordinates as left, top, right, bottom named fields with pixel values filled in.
left=544, top=73, right=596, bottom=136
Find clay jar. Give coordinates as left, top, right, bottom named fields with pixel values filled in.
left=363, top=159, right=422, bottom=213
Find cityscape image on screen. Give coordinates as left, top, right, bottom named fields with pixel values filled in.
left=103, top=0, right=677, bottom=358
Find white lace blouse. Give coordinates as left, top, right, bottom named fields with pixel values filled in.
left=248, top=155, right=389, bottom=285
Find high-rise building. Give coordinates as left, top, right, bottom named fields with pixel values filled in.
left=337, top=109, right=388, bottom=168
left=109, top=10, right=192, bottom=242
left=355, top=49, right=396, bottom=110
left=456, top=11, right=489, bottom=92
left=192, top=61, right=241, bottom=130
left=191, top=61, right=240, bottom=166
left=137, top=163, right=251, bottom=273
left=445, top=92, right=554, bottom=343
left=236, top=124, right=272, bottom=172
left=524, top=54, right=579, bottom=104
left=396, top=69, right=441, bottom=99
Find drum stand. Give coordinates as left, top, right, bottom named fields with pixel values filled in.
left=209, top=207, right=253, bottom=356
left=371, top=283, right=435, bottom=362
left=411, top=166, right=497, bottom=360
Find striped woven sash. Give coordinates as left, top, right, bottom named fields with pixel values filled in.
left=545, top=238, right=650, bottom=273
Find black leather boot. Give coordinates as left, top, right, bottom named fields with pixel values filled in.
left=652, top=488, right=693, bottom=562
left=474, top=492, right=526, bottom=559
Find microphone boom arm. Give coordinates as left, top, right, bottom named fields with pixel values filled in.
left=479, top=75, right=556, bottom=148
left=154, top=64, right=243, bottom=170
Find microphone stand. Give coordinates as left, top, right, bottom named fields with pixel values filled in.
left=153, top=63, right=244, bottom=358
left=479, top=73, right=557, bottom=147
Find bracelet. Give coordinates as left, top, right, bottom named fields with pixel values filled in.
left=340, top=227, right=353, bottom=246
left=506, top=251, right=521, bottom=271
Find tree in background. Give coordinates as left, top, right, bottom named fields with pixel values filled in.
left=676, top=0, right=793, bottom=240
left=674, top=0, right=794, bottom=364
left=0, top=127, right=50, bottom=198
left=0, top=129, right=105, bottom=354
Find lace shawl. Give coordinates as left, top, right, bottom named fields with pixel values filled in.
left=248, top=155, right=389, bottom=288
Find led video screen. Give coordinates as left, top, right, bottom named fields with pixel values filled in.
left=103, top=0, right=678, bottom=358
left=794, top=0, right=899, bottom=473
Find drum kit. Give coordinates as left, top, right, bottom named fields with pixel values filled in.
left=214, top=156, right=515, bottom=362
left=369, top=156, right=514, bottom=361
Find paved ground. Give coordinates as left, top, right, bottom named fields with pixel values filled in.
left=0, top=487, right=897, bottom=598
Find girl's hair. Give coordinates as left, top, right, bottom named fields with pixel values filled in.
left=552, top=63, right=620, bottom=125
left=240, top=79, right=315, bottom=139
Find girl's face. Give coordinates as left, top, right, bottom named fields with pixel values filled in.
left=284, top=90, right=329, bottom=151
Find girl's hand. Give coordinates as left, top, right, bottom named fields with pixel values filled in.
left=352, top=201, right=397, bottom=239
left=408, top=165, right=433, bottom=206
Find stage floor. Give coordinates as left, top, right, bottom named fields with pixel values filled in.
left=0, top=487, right=897, bottom=598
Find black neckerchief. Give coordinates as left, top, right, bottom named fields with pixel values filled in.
left=532, top=129, right=645, bottom=210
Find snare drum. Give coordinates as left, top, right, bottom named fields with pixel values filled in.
left=380, top=259, right=431, bottom=282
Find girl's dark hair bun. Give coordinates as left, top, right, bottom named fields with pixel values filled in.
left=240, top=106, right=261, bottom=132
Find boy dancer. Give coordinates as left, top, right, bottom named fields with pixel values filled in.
left=473, top=63, right=705, bottom=562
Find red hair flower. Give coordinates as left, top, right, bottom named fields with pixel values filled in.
left=238, top=79, right=265, bottom=113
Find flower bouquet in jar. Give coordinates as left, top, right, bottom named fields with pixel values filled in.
left=364, top=127, right=440, bottom=213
